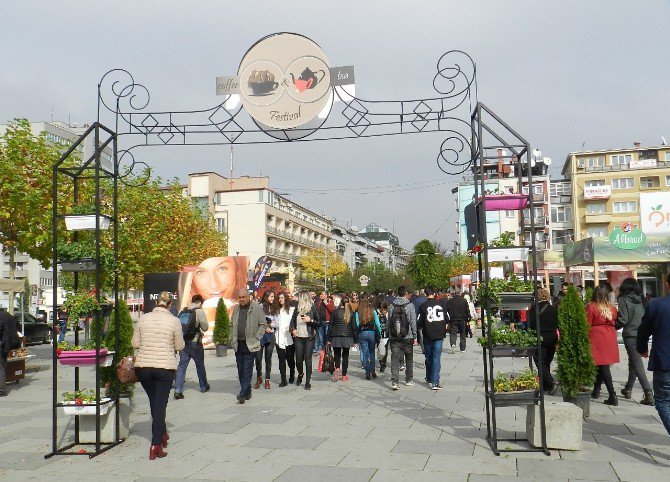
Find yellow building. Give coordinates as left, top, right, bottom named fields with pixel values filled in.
left=563, top=143, right=670, bottom=241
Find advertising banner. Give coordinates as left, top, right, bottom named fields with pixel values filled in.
left=564, top=236, right=670, bottom=266
left=640, top=192, right=670, bottom=235
left=143, top=273, right=180, bottom=314
left=459, top=183, right=500, bottom=252
left=252, top=255, right=273, bottom=290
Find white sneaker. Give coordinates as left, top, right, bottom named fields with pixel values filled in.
left=450, top=345, right=456, bottom=354
left=460, top=349, right=467, bottom=353
left=399, top=365, right=405, bottom=372
left=432, top=383, right=443, bottom=390
left=391, top=382, right=399, bottom=390
left=405, top=381, right=415, bottom=386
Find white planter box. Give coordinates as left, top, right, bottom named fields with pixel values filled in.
left=487, top=247, right=529, bottom=262
left=64, top=215, right=111, bottom=231
left=79, top=398, right=130, bottom=443
left=62, top=397, right=112, bottom=416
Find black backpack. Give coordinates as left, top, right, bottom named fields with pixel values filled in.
left=389, top=302, right=409, bottom=339
left=1, top=312, right=21, bottom=356
left=178, top=308, right=200, bottom=342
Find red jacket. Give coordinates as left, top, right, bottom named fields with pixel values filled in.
left=586, top=303, right=619, bottom=366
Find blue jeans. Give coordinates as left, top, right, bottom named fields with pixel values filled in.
left=359, top=331, right=376, bottom=373
left=423, top=339, right=443, bottom=385
left=236, top=341, right=256, bottom=398
left=653, top=369, right=670, bottom=435
left=175, top=341, right=209, bottom=393
left=57, top=320, right=67, bottom=343
left=314, top=323, right=329, bottom=353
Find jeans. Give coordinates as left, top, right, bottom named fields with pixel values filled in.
left=533, top=333, right=557, bottom=392
left=623, top=337, right=652, bottom=392
left=276, top=344, right=295, bottom=382
left=235, top=341, right=256, bottom=398
left=449, top=319, right=467, bottom=351
left=594, top=365, right=615, bottom=396
left=653, top=370, right=670, bottom=435
left=314, top=323, right=329, bottom=353
left=57, top=320, right=67, bottom=343
left=256, top=334, right=275, bottom=379
left=359, top=331, right=376, bottom=373
left=174, top=341, right=209, bottom=393
left=423, top=339, right=443, bottom=385
left=333, top=347, right=350, bottom=376
left=0, top=351, right=6, bottom=395
left=136, top=367, right=175, bottom=445
left=390, top=339, right=413, bottom=383
left=294, top=337, right=315, bottom=383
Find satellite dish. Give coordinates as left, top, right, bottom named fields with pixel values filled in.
left=530, top=159, right=536, bottom=168
left=543, top=157, right=552, bottom=166
left=532, top=148, right=541, bottom=158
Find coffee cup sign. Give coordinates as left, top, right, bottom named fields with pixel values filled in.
left=359, top=275, right=369, bottom=287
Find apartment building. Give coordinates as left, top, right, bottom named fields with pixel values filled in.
left=562, top=143, right=670, bottom=241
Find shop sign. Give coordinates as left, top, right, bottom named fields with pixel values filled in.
left=640, top=192, right=670, bottom=235
left=630, top=158, right=657, bottom=169
left=608, top=223, right=646, bottom=250
left=583, top=185, right=611, bottom=199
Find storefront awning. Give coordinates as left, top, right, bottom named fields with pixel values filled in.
left=564, top=236, right=670, bottom=267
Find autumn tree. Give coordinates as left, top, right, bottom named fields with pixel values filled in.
left=299, top=248, right=348, bottom=288
left=407, top=239, right=449, bottom=289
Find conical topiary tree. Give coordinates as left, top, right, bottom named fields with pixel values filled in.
left=212, top=298, right=230, bottom=347
left=101, top=300, right=135, bottom=396
left=556, top=285, right=596, bottom=398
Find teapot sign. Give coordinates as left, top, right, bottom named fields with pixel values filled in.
left=217, top=33, right=354, bottom=130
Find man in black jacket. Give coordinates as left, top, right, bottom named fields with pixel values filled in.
left=0, top=309, right=20, bottom=397
left=446, top=289, right=471, bottom=353
left=417, top=288, right=448, bottom=389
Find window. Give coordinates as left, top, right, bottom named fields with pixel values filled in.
left=522, top=184, right=543, bottom=195
left=551, top=206, right=573, bottom=223
left=550, top=183, right=571, bottom=196
left=665, top=152, right=670, bottom=162
left=611, top=154, right=631, bottom=165
left=612, top=177, right=634, bottom=189
left=216, top=217, right=227, bottom=233
left=586, top=202, right=607, bottom=214
left=551, top=229, right=573, bottom=247
left=583, top=157, right=604, bottom=168
left=585, top=179, right=605, bottom=187
left=505, top=210, right=516, bottom=219
left=586, top=226, right=608, bottom=238
left=613, top=201, right=637, bottom=213
left=640, top=176, right=660, bottom=188
left=666, top=175, right=670, bottom=187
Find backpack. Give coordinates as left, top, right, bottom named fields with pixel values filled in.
left=389, top=302, right=409, bottom=339
left=178, top=308, right=200, bottom=342
left=1, top=312, right=21, bottom=356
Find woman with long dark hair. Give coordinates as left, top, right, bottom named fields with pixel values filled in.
left=275, top=292, right=295, bottom=387
left=255, top=290, right=277, bottom=389
left=327, top=295, right=355, bottom=381
left=588, top=285, right=620, bottom=405
left=289, top=291, right=321, bottom=390
left=617, top=278, right=654, bottom=405
left=132, top=291, right=185, bottom=460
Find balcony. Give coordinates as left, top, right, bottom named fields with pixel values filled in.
left=522, top=216, right=547, bottom=227
left=2, top=271, right=28, bottom=279
left=267, top=226, right=325, bottom=249
left=584, top=213, right=613, bottom=224
left=2, top=253, right=30, bottom=263
left=267, top=249, right=301, bottom=262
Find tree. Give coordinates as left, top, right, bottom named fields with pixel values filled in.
left=556, top=285, right=596, bottom=398
left=406, top=239, right=449, bottom=289
left=350, top=261, right=404, bottom=294
left=299, top=248, right=348, bottom=288
left=212, top=297, right=230, bottom=346
left=101, top=300, right=135, bottom=396
left=22, top=279, right=30, bottom=313
left=0, top=119, right=72, bottom=312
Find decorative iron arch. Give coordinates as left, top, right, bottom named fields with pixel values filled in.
left=97, top=50, right=479, bottom=178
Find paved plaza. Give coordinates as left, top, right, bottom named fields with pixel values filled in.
left=1, top=340, right=668, bottom=481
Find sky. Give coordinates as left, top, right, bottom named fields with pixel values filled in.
left=2, top=0, right=669, bottom=252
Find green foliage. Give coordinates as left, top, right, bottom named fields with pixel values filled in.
left=22, top=279, right=30, bottom=312
left=212, top=298, right=230, bottom=345
left=407, top=239, right=448, bottom=288
left=101, top=300, right=135, bottom=396
left=493, top=369, right=539, bottom=392
left=62, top=389, right=97, bottom=403
left=556, top=285, right=596, bottom=398
left=478, top=273, right=534, bottom=308
left=477, top=326, right=540, bottom=348
left=63, top=289, right=102, bottom=322
left=489, top=231, right=515, bottom=248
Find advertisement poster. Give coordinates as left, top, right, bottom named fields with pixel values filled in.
left=640, top=192, right=670, bottom=236
left=459, top=183, right=501, bottom=251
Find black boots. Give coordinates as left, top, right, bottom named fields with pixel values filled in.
left=604, top=394, right=618, bottom=406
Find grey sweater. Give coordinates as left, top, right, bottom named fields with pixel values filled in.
left=617, top=293, right=645, bottom=339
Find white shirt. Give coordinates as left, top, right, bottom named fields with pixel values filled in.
left=276, top=307, right=294, bottom=348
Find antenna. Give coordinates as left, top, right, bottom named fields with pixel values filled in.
left=662, top=136, right=667, bottom=146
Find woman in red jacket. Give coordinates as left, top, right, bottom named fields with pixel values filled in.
left=587, top=285, right=620, bottom=405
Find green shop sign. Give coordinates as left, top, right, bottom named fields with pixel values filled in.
left=608, top=225, right=646, bottom=250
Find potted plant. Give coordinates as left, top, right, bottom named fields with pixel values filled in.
left=56, top=340, right=112, bottom=366
left=486, top=232, right=529, bottom=262
left=57, top=240, right=117, bottom=273
left=480, top=273, right=535, bottom=311
left=213, top=298, right=230, bottom=357
left=101, top=299, right=135, bottom=397
left=61, top=388, right=112, bottom=415
left=491, top=369, right=540, bottom=405
left=556, top=285, right=596, bottom=418
left=478, top=326, right=540, bottom=357
left=63, top=202, right=112, bottom=231
left=479, top=189, right=529, bottom=211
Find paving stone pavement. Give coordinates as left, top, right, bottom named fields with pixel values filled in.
left=1, top=339, right=668, bottom=481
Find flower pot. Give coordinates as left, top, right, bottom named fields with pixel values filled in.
left=58, top=349, right=114, bottom=367
left=487, top=247, right=529, bottom=262
left=215, top=344, right=228, bottom=357
left=78, top=397, right=130, bottom=442
left=61, top=397, right=112, bottom=416
left=58, top=258, right=97, bottom=272
left=563, top=391, right=591, bottom=418
left=482, top=194, right=529, bottom=211
left=64, top=214, right=112, bottom=231
left=490, top=389, right=539, bottom=407
left=490, top=345, right=537, bottom=357
left=493, top=292, right=534, bottom=310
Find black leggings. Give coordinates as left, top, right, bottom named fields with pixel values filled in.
left=136, top=367, right=175, bottom=446
left=255, top=339, right=275, bottom=379
left=594, top=364, right=615, bottom=396
left=293, top=337, right=315, bottom=383
left=333, top=347, right=350, bottom=376
left=276, top=344, right=295, bottom=381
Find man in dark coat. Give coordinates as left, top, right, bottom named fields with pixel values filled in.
left=446, top=288, right=471, bottom=353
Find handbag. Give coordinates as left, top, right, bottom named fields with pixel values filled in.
left=117, top=356, right=138, bottom=384
left=322, top=346, right=335, bottom=374
left=260, top=332, right=273, bottom=347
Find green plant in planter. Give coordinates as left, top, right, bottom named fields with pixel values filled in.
left=478, top=273, right=534, bottom=309
left=213, top=298, right=230, bottom=346
left=489, top=231, right=516, bottom=248
left=101, top=300, right=135, bottom=397
left=56, top=240, right=117, bottom=272
left=477, top=326, right=540, bottom=348
left=63, top=289, right=103, bottom=324
left=556, top=285, right=596, bottom=398
left=62, top=388, right=98, bottom=403
left=493, top=369, right=539, bottom=392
